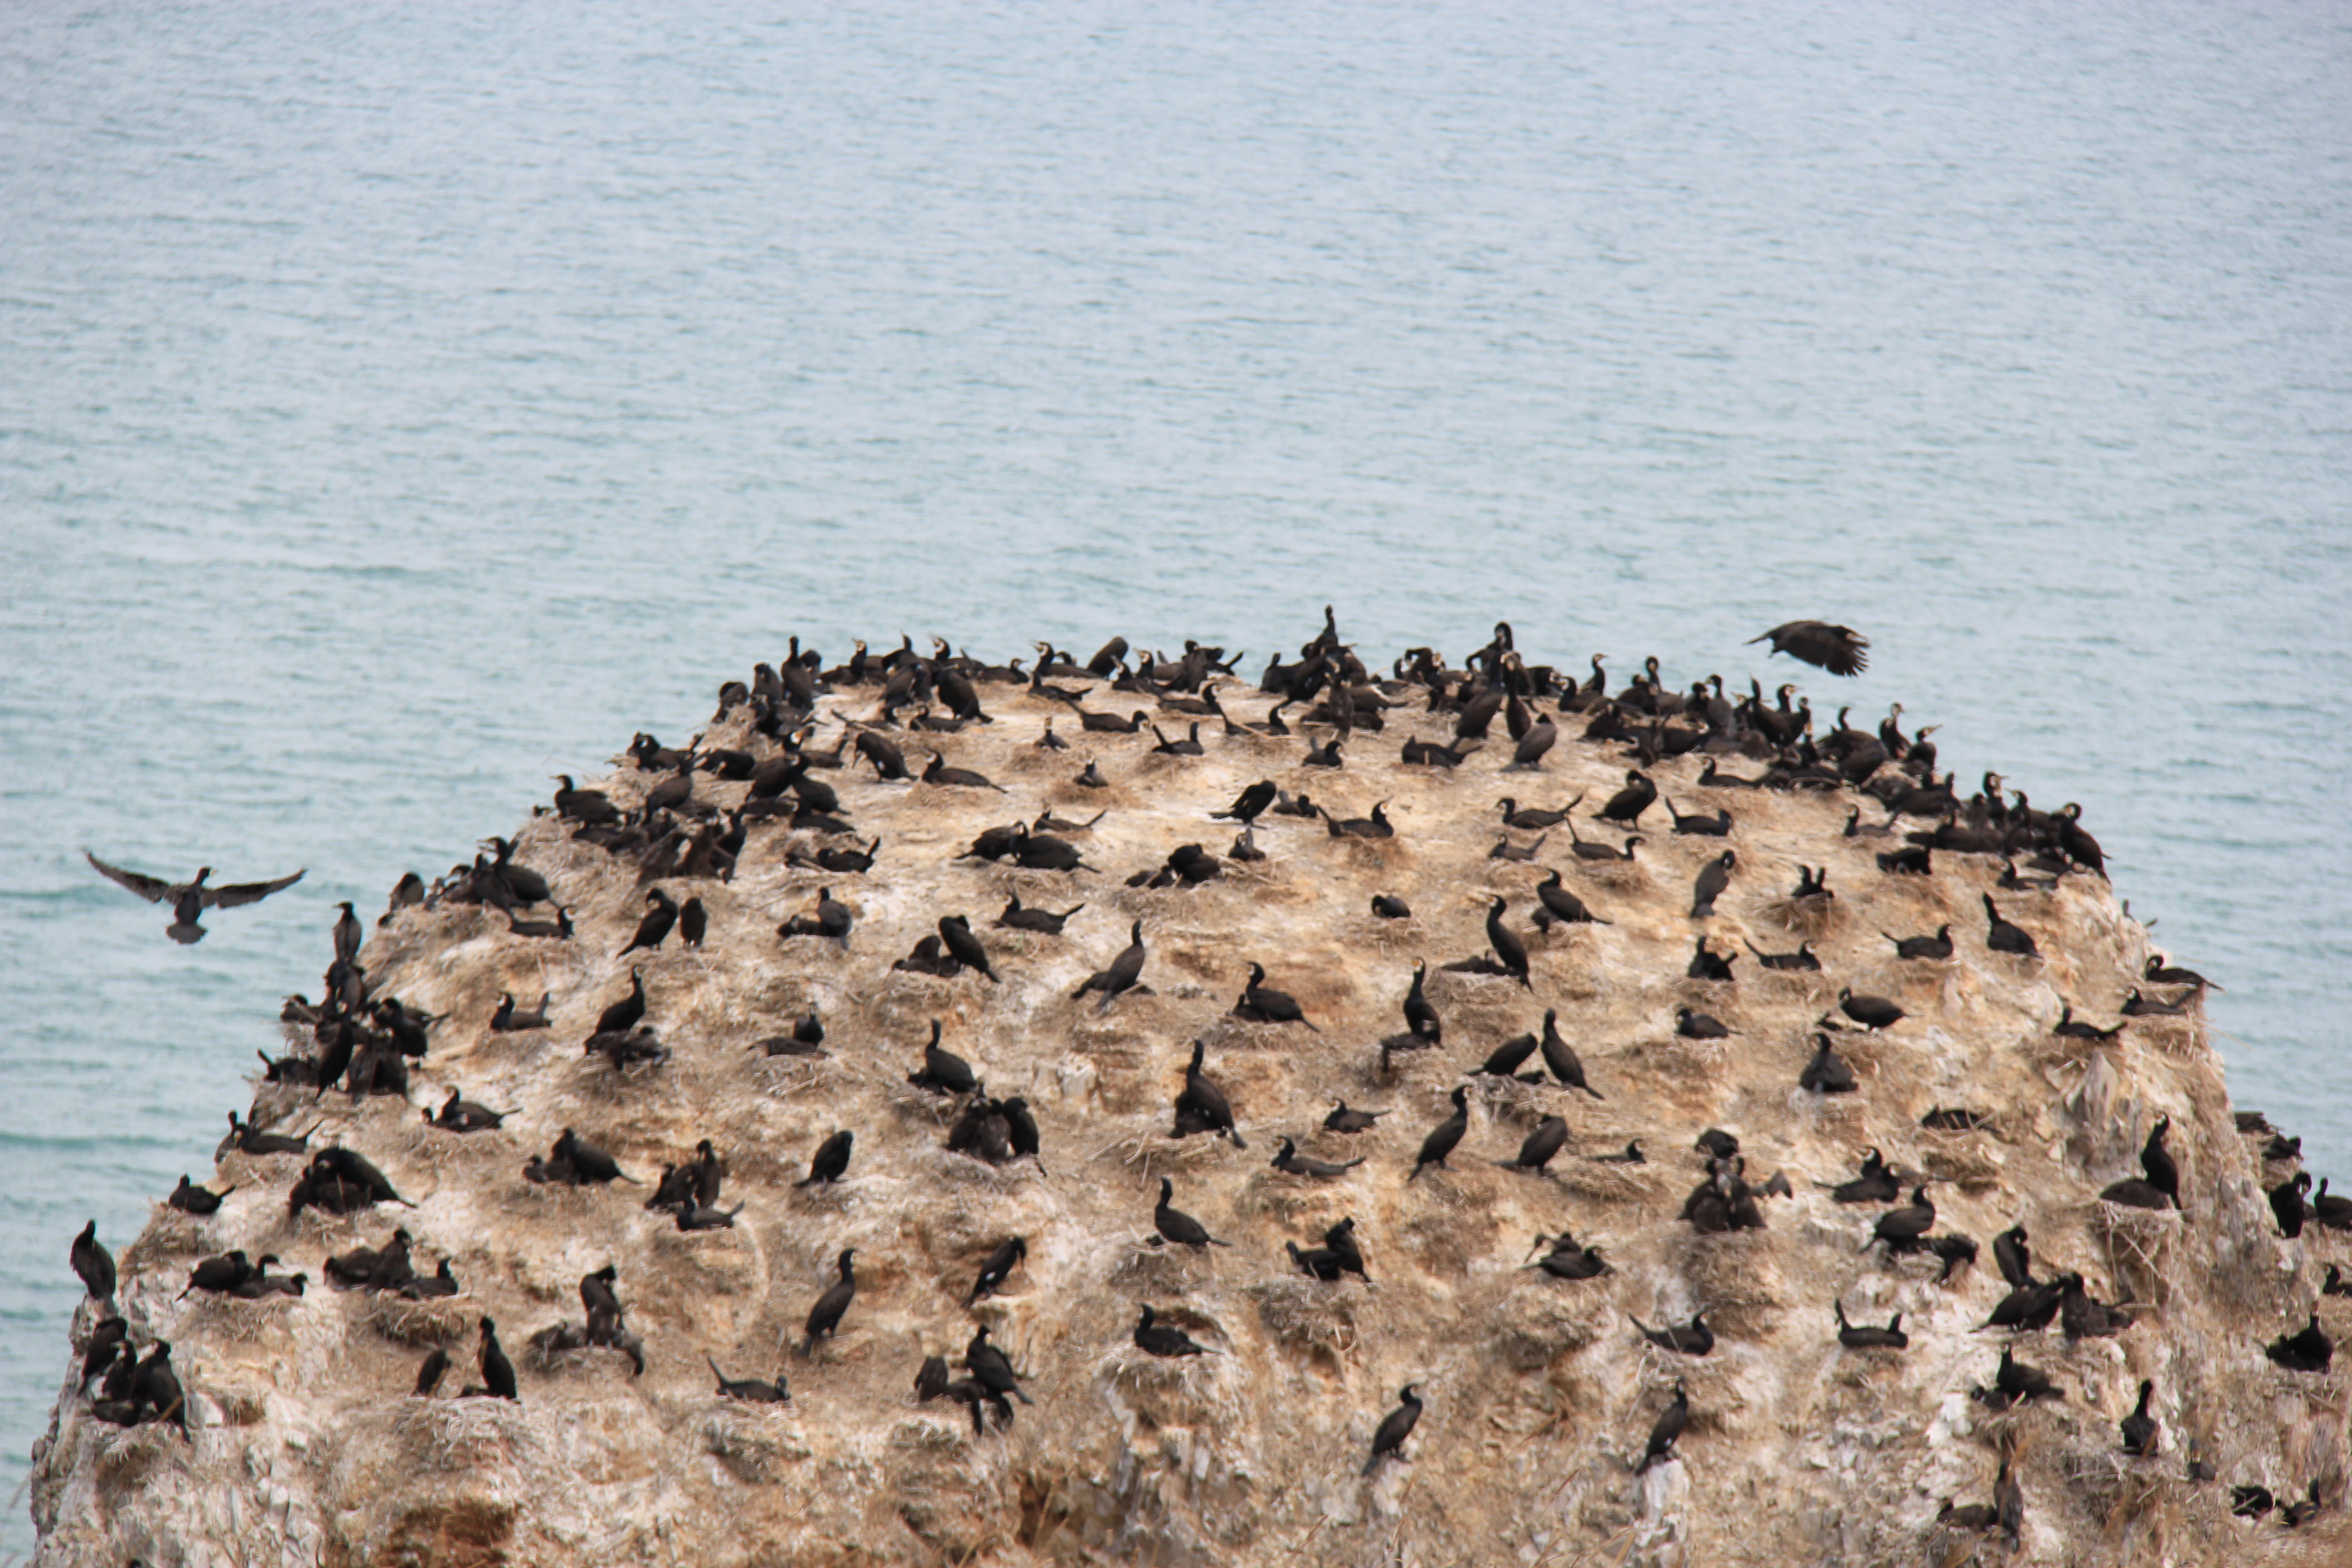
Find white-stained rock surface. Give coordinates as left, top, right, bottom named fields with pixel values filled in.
left=32, top=638, right=2348, bottom=1565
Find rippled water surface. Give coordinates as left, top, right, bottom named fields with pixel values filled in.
left=4, top=2, right=2349, bottom=1549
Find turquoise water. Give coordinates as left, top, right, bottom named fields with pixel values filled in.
left=4, top=2, right=2349, bottom=1550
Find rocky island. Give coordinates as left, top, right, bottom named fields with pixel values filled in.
left=31, top=617, right=2347, bottom=1566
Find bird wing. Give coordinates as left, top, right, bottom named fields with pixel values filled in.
left=85, top=851, right=177, bottom=903
left=205, top=868, right=306, bottom=908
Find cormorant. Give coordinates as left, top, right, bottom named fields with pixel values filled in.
left=1133, top=1305, right=1210, bottom=1359
left=1152, top=1178, right=1228, bottom=1248
left=1689, top=851, right=1737, bottom=918
left=1485, top=897, right=1531, bottom=987
left=797, top=1130, right=853, bottom=1187
left=1408, top=1087, right=1470, bottom=1180
left=1362, top=1384, right=1423, bottom=1475
left=1637, top=1381, right=1690, bottom=1472
left=84, top=853, right=306, bottom=943
left=800, top=1249, right=858, bottom=1356
left=1538, top=1009, right=1603, bottom=1098
left=1834, top=1302, right=1908, bottom=1349
left=1749, top=620, right=1868, bottom=676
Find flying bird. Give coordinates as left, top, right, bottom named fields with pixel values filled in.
left=1749, top=621, right=1869, bottom=677
left=85, top=853, right=305, bottom=943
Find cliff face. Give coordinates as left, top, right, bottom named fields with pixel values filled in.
left=30, top=639, right=2347, bottom=1567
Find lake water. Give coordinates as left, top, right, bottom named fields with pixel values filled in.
left=3, top=1, right=2348, bottom=1551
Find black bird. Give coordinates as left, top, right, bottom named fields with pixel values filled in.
left=1504, top=1117, right=1571, bottom=1174
left=130, top=1341, right=187, bottom=1435
left=505, top=906, right=573, bottom=941
left=1402, top=959, right=1441, bottom=1044
left=996, top=894, right=1083, bottom=934
left=1743, top=938, right=1819, bottom=971
left=1073, top=920, right=1148, bottom=1008
left=1498, top=797, right=1580, bottom=830
left=1409, top=1087, right=1470, bottom=1180
left=182, top=1249, right=259, bottom=1298
left=1527, top=1232, right=1613, bottom=1280
left=800, top=1249, right=858, bottom=1356
left=552, top=1127, right=635, bottom=1185
left=70, top=1221, right=116, bottom=1303
left=1133, top=1305, right=1210, bottom=1359
left=923, top=751, right=1005, bottom=790
left=413, top=1346, right=450, bottom=1397
left=1974, top=1346, right=2062, bottom=1407
left=2270, top=1172, right=2313, bottom=1237
left=1485, top=897, right=1531, bottom=987
left=965, top=1324, right=1032, bottom=1407
left=1273, top=1137, right=1364, bottom=1179
left=1477, top=1030, right=1538, bottom=1077
left=593, top=969, right=647, bottom=1038
left=2315, top=1177, right=2352, bottom=1231
left=1928, top=1231, right=1978, bottom=1280
left=490, top=991, right=551, bottom=1032
left=1665, top=797, right=1731, bottom=838
left=1538, top=1009, right=1603, bottom=1098
left=1532, top=869, right=1609, bottom=929
left=1176, top=1039, right=1247, bottom=1148
left=478, top=1317, right=519, bottom=1401
left=1321, top=1217, right=1370, bottom=1283
left=620, top=890, right=679, bottom=954
left=1632, top=1311, right=1713, bottom=1356
left=1686, top=936, right=1735, bottom=981
left=1834, top=987, right=1903, bottom=1032
left=936, top=915, right=999, bottom=981
left=2282, top=1480, right=2325, bottom=1528
left=1834, top=1302, right=1909, bottom=1349
left=167, top=1175, right=230, bottom=1215
left=2138, top=1116, right=2180, bottom=1203
left=1507, top=717, right=1557, bottom=770
left=332, top=901, right=363, bottom=964
left=2266, top=1313, right=2332, bottom=1373
left=1799, top=1034, right=1857, bottom=1095
left=2052, top=1004, right=2125, bottom=1043
left=797, top=1130, right=853, bottom=1187
left=1749, top=620, right=1868, bottom=676
left=1818, top=1148, right=1901, bottom=1205
left=1980, top=1274, right=2068, bottom=1334
left=1868, top=1186, right=1936, bottom=1254
left=84, top=853, right=306, bottom=943
left=1983, top=896, right=2039, bottom=958
left=1324, top=1101, right=1387, bottom=1135
left=1370, top=894, right=1412, bottom=920
left=908, top=1019, right=977, bottom=1096
left=1597, top=770, right=1657, bottom=826
left=1992, top=1225, right=2033, bottom=1289
left=1885, top=925, right=1953, bottom=961
left=1675, top=1007, right=1729, bottom=1040
left=2145, top=953, right=2219, bottom=991
left=1593, top=1140, right=1646, bottom=1164
left=1153, top=1178, right=1229, bottom=1248
left=1235, top=963, right=1318, bottom=1031
left=1689, top=851, right=1736, bottom=919
left=1214, top=780, right=1278, bottom=824
left=2059, top=1276, right=2132, bottom=1339
left=677, top=897, right=706, bottom=948
left=1637, top=1381, right=1690, bottom=1472
left=708, top=1356, right=791, bottom=1404
left=964, top=1237, right=1028, bottom=1307
left=1362, top=1384, right=1423, bottom=1475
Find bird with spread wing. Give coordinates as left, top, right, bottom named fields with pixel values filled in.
left=85, top=852, right=304, bottom=943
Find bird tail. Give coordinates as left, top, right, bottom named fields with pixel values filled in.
left=1362, top=1453, right=1382, bottom=1478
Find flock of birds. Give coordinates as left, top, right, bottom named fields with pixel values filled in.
left=60, top=611, right=2347, bottom=1549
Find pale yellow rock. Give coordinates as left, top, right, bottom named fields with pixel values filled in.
left=31, top=662, right=2350, bottom=1566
